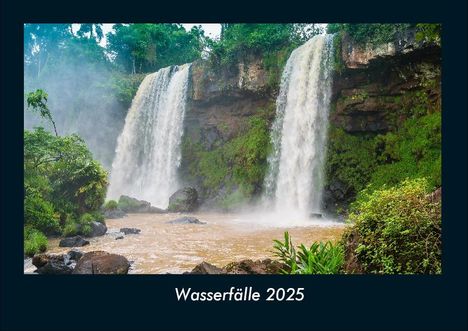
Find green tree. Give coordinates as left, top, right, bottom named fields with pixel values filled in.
left=107, top=23, right=207, bottom=74
left=26, top=89, right=58, bottom=136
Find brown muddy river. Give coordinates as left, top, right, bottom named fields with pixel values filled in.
left=30, top=212, right=346, bottom=274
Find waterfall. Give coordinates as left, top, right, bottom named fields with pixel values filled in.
left=107, top=64, right=191, bottom=208
left=263, top=34, right=334, bottom=218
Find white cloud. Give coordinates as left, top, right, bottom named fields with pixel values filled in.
left=182, top=23, right=221, bottom=39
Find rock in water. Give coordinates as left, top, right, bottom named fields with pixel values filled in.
left=72, top=251, right=130, bottom=274
left=187, top=262, right=226, bottom=274
left=223, top=259, right=285, bottom=274
left=59, top=236, right=90, bottom=247
left=119, top=227, right=141, bottom=235
left=167, top=187, right=198, bottom=212
left=67, top=249, right=84, bottom=261
left=117, top=195, right=165, bottom=213
left=87, top=221, right=107, bottom=237
left=309, top=213, right=322, bottom=219
left=32, top=252, right=83, bottom=275
left=167, top=216, right=205, bottom=225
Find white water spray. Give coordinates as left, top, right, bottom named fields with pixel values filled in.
left=263, top=34, right=334, bottom=219
left=107, top=64, right=191, bottom=208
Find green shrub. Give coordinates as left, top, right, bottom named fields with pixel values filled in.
left=273, top=232, right=344, bottom=274
left=327, top=24, right=412, bottom=46
left=415, top=23, right=441, bottom=45
left=104, top=200, right=118, bottom=210
left=24, top=227, right=48, bottom=257
left=62, top=218, right=78, bottom=237
left=342, top=178, right=441, bottom=274
left=24, top=191, right=60, bottom=235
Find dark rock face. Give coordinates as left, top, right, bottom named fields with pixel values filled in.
left=120, top=227, right=141, bottom=235
left=103, top=208, right=127, bottom=219
left=223, top=259, right=285, bottom=274
left=167, top=216, right=205, bottom=225
left=324, top=32, right=441, bottom=212
left=167, top=187, right=199, bottom=212
left=118, top=195, right=165, bottom=213
left=187, top=261, right=226, bottom=274
left=72, top=251, right=130, bottom=274
left=32, top=251, right=83, bottom=275
left=87, top=221, right=107, bottom=237
left=331, top=32, right=441, bottom=134
left=180, top=57, right=276, bottom=203
left=59, top=236, right=90, bottom=247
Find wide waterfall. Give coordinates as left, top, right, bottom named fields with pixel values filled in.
left=107, top=64, right=191, bottom=208
left=263, top=34, right=334, bottom=218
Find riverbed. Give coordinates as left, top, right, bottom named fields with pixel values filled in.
left=26, top=212, right=346, bottom=274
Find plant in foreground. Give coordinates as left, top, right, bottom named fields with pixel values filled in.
left=273, top=231, right=344, bottom=274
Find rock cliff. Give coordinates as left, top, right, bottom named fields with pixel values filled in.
left=179, top=31, right=441, bottom=210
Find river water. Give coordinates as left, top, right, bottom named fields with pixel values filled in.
left=26, top=212, right=345, bottom=274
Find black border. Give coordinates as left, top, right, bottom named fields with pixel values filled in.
left=1, top=1, right=467, bottom=330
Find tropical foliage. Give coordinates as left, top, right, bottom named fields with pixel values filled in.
left=24, top=91, right=108, bottom=255
left=273, top=232, right=344, bottom=274
left=342, top=178, right=441, bottom=274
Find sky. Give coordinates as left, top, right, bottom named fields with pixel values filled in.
left=92, top=23, right=222, bottom=47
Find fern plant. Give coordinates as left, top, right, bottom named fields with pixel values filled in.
left=273, top=231, right=344, bottom=274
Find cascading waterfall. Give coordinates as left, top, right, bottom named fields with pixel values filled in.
left=107, top=63, right=191, bottom=208
left=263, top=34, right=334, bottom=218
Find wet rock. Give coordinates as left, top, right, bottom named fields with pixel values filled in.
left=120, top=227, right=141, bottom=235
left=59, top=236, right=89, bottom=247
left=87, top=221, right=107, bottom=237
left=186, top=261, right=226, bottom=274
left=67, top=249, right=84, bottom=261
left=309, top=213, right=322, bottom=218
left=72, top=251, right=130, bottom=274
left=118, top=195, right=165, bottom=213
left=115, top=235, right=124, bottom=240
left=223, top=259, right=285, bottom=274
left=32, top=253, right=74, bottom=275
left=167, top=187, right=198, bottom=212
left=167, top=216, right=205, bottom=225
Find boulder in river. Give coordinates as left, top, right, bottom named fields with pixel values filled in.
left=86, top=221, right=107, bottom=237
left=59, top=236, right=90, bottom=247
left=72, top=251, right=130, bottom=274
left=167, top=216, right=205, bottom=225
left=67, top=249, right=84, bottom=261
left=120, top=227, right=141, bottom=235
left=118, top=195, right=165, bottom=213
left=32, top=251, right=83, bottom=275
left=223, top=259, right=285, bottom=274
left=167, top=187, right=198, bottom=212
left=186, top=262, right=226, bottom=274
